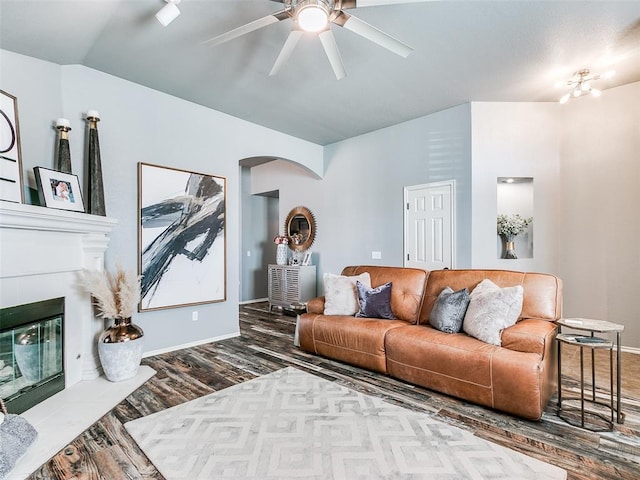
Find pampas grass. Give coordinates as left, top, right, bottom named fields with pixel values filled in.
left=80, top=265, right=141, bottom=319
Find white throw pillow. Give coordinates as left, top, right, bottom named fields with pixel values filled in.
left=462, top=279, right=524, bottom=346
left=323, top=272, right=372, bottom=315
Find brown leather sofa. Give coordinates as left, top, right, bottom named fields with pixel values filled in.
left=298, top=265, right=563, bottom=420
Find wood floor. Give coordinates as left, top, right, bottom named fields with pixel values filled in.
left=28, top=302, right=640, bottom=480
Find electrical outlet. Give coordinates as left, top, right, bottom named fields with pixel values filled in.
left=246, top=250, right=251, bottom=257
left=372, top=251, right=382, bottom=259
left=192, top=311, right=198, bottom=321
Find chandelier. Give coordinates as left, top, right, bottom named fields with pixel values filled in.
left=558, top=69, right=615, bottom=104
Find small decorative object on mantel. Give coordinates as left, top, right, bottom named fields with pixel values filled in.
left=274, top=234, right=289, bottom=265
left=85, top=110, right=106, bottom=216
left=497, top=213, right=532, bottom=259
left=33, top=166, right=85, bottom=212
left=54, top=118, right=73, bottom=174
left=0, top=89, right=25, bottom=204
left=80, top=265, right=144, bottom=382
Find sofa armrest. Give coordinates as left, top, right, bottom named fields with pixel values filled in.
left=500, top=319, right=558, bottom=358
left=306, top=296, right=325, bottom=314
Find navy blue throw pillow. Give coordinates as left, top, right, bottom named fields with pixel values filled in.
left=355, top=281, right=396, bottom=319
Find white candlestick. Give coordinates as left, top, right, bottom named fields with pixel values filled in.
left=56, top=118, right=70, bottom=128
left=86, top=110, right=100, bottom=120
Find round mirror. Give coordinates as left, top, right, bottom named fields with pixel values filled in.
left=285, top=206, right=316, bottom=252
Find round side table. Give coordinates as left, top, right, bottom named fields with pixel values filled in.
left=556, top=318, right=625, bottom=431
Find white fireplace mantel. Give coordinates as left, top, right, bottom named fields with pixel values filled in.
left=0, top=200, right=118, bottom=385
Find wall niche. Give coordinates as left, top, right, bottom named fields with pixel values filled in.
left=497, top=177, right=533, bottom=259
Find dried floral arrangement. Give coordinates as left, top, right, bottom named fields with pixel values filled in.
left=80, top=265, right=141, bottom=320
left=497, top=214, right=533, bottom=238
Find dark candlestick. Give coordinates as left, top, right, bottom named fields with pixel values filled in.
left=86, top=111, right=106, bottom=216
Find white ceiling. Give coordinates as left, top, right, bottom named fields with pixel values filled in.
left=1, top=1, right=639, bottom=145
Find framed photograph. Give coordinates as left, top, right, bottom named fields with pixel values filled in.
left=138, top=162, right=226, bottom=311
left=34, top=167, right=85, bottom=212
left=0, top=90, right=24, bottom=203
left=302, top=251, right=313, bottom=266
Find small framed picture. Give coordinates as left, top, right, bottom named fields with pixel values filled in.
left=302, top=251, right=313, bottom=266
left=34, top=166, right=85, bottom=212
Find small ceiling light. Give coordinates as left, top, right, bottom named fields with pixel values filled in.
left=297, top=0, right=330, bottom=33
left=156, top=0, right=181, bottom=27
left=557, top=68, right=615, bottom=104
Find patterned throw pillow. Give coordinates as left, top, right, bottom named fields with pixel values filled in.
left=355, top=281, right=396, bottom=319
left=429, top=286, right=470, bottom=333
left=463, top=279, right=523, bottom=346
left=323, top=272, right=371, bottom=315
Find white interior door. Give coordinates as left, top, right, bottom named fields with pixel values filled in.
left=404, top=181, right=455, bottom=270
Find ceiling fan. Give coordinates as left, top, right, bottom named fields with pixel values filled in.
left=202, top=0, right=419, bottom=80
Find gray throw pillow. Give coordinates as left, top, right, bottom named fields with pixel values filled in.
left=429, top=286, right=470, bottom=333
left=355, top=281, right=396, bottom=319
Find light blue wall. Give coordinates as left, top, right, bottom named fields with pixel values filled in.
left=250, top=103, right=473, bottom=289
left=1, top=50, right=323, bottom=354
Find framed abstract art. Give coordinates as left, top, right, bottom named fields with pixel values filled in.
left=0, top=90, right=24, bottom=203
left=138, top=162, right=226, bottom=311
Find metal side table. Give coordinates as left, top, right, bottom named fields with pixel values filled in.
left=556, top=318, right=625, bottom=431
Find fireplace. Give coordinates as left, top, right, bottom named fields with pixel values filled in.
left=0, top=201, right=116, bottom=411
left=0, top=297, right=65, bottom=413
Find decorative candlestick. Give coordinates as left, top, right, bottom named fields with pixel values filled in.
left=85, top=110, right=106, bottom=216
left=54, top=118, right=72, bottom=174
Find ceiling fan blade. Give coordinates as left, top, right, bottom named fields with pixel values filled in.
left=269, top=29, right=303, bottom=76
left=202, top=10, right=290, bottom=47
left=334, top=11, right=413, bottom=57
left=318, top=29, right=346, bottom=80
left=346, top=0, right=432, bottom=7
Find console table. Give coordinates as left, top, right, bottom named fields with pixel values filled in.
left=556, top=318, right=625, bottom=431
left=268, top=264, right=316, bottom=313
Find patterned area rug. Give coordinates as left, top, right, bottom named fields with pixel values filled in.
left=125, top=367, right=566, bottom=479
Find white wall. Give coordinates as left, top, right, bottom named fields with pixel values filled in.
left=1, top=50, right=323, bottom=354
left=251, top=104, right=473, bottom=285
left=470, top=102, right=560, bottom=274
left=558, top=82, right=640, bottom=350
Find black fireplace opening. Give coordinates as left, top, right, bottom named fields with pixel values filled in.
left=0, top=297, right=65, bottom=414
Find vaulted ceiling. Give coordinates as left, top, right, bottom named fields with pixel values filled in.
left=1, top=1, right=639, bottom=145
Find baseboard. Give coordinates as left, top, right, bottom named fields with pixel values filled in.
left=621, top=346, right=640, bottom=355
left=239, top=298, right=268, bottom=305
left=142, top=332, right=240, bottom=358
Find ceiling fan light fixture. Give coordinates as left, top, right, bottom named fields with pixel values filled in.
left=156, top=0, right=181, bottom=27
left=297, top=0, right=331, bottom=32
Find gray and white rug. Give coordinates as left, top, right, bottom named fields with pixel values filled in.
left=124, top=367, right=566, bottom=479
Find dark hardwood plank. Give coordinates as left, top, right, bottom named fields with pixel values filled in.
left=27, top=302, right=640, bottom=480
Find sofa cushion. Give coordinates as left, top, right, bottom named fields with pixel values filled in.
left=419, top=269, right=562, bottom=325
left=323, top=272, right=371, bottom=315
left=463, top=279, right=523, bottom=346
left=429, top=287, right=469, bottom=333
left=341, top=266, right=428, bottom=324
left=298, top=313, right=408, bottom=374
left=355, top=281, right=396, bottom=319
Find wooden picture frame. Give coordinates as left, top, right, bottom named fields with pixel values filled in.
left=34, top=167, right=85, bottom=212
left=0, top=90, right=24, bottom=203
left=302, top=251, right=313, bottom=266
left=138, top=162, right=227, bottom=311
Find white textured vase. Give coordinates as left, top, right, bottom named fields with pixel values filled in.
left=98, top=318, right=144, bottom=382
left=276, top=244, right=288, bottom=265
left=98, top=337, right=144, bottom=382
